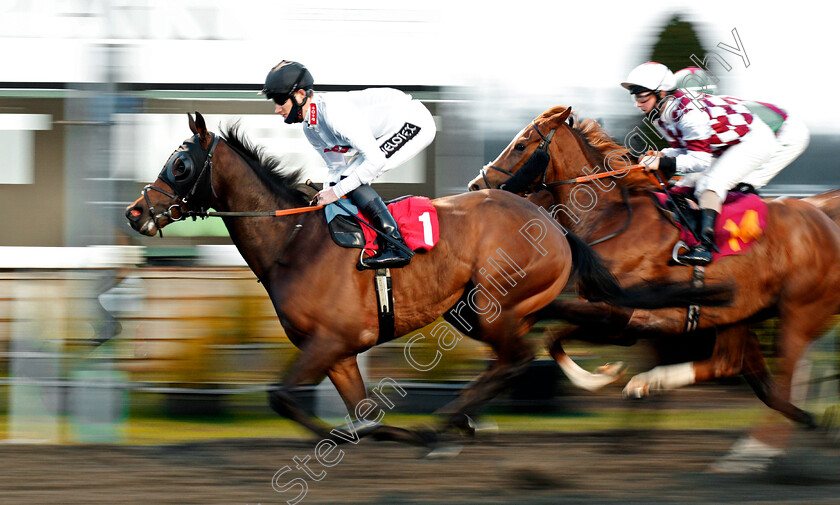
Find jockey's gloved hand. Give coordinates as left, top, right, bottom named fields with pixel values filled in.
left=639, top=153, right=661, bottom=173
left=658, top=157, right=677, bottom=179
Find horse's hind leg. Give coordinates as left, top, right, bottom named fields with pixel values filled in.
left=740, top=325, right=816, bottom=427
left=768, top=301, right=839, bottom=428
left=436, top=317, right=534, bottom=434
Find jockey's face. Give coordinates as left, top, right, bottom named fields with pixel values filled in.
left=274, top=89, right=309, bottom=119
left=634, top=91, right=660, bottom=114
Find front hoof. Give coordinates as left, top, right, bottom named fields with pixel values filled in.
left=622, top=376, right=651, bottom=399
left=424, top=442, right=464, bottom=459
left=446, top=413, right=477, bottom=437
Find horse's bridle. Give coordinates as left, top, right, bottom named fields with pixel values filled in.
left=482, top=121, right=634, bottom=246
left=481, top=121, right=556, bottom=193
left=141, top=133, right=220, bottom=236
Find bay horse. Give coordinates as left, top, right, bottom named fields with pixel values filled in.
left=468, top=105, right=840, bottom=430
left=125, top=112, right=731, bottom=446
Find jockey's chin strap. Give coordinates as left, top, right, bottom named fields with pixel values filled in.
left=142, top=133, right=220, bottom=237
left=481, top=122, right=556, bottom=192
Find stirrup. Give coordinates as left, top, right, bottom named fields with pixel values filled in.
left=672, top=241, right=690, bottom=266
left=676, top=248, right=712, bottom=266
left=356, top=247, right=411, bottom=271
left=357, top=248, right=376, bottom=271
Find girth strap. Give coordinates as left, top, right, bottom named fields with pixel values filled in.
left=375, top=268, right=395, bottom=342
left=685, top=265, right=705, bottom=332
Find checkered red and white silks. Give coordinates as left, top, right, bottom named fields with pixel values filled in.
left=658, top=92, right=754, bottom=156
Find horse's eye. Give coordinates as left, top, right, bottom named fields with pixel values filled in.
left=172, top=159, right=186, bottom=177
left=514, top=143, right=526, bottom=151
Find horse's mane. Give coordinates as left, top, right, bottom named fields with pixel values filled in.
left=567, top=115, right=652, bottom=190
left=220, top=122, right=309, bottom=205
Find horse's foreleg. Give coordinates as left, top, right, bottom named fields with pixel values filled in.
left=621, top=326, right=734, bottom=398
left=326, top=356, right=429, bottom=446
left=622, top=325, right=746, bottom=398
left=542, top=302, right=636, bottom=392
left=536, top=298, right=634, bottom=328
left=268, top=335, right=352, bottom=440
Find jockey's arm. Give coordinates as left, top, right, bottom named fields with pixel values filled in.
left=667, top=108, right=714, bottom=176
left=329, top=108, right=388, bottom=199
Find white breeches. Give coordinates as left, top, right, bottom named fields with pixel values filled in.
left=740, top=114, right=809, bottom=188
left=676, top=118, right=776, bottom=203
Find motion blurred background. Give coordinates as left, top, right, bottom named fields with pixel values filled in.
left=0, top=0, right=838, bottom=446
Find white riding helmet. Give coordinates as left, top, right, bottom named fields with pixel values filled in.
left=621, top=62, right=676, bottom=93
left=674, top=66, right=718, bottom=95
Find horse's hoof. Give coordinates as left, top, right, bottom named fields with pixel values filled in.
left=596, top=361, right=627, bottom=378
left=473, top=419, right=499, bottom=438
left=424, top=443, right=464, bottom=459
left=623, top=384, right=649, bottom=399
left=708, top=435, right=784, bottom=474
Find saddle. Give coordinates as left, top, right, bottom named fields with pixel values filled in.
left=651, top=186, right=768, bottom=261
left=325, top=196, right=440, bottom=255
left=324, top=195, right=440, bottom=344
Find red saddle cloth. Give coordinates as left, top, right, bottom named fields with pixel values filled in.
left=654, top=188, right=768, bottom=260
left=359, top=196, right=440, bottom=253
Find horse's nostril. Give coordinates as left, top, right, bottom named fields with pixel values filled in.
left=469, top=184, right=479, bottom=192
left=126, top=206, right=143, bottom=221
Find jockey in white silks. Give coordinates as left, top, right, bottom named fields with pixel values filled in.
left=262, top=60, right=436, bottom=269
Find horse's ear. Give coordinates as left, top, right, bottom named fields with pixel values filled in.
left=557, top=106, right=572, bottom=124
left=188, top=113, right=198, bottom=134
left=194, top=111, right=208, bottom=139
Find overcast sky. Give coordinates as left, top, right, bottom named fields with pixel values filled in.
left=1, top=1, right=838, bottom=132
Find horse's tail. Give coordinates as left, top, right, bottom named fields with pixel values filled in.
left=566, top=232, right=733, bottom=309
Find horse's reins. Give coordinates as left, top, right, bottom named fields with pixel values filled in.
left=142, top=134, right=325, bottom=228
left=485, top=121, right=650, bottom=245
left=142, top=136, right=411, bottom=257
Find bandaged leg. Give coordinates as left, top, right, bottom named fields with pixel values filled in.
left=623, top=362, right=696, bottom=398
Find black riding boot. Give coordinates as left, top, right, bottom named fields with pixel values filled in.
left=359, top=198, right=413, bottom=270
left=677, top=209, right=719, bottom=266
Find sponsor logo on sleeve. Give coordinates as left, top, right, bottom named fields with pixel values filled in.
left=379, top=123, right=421, bottom=159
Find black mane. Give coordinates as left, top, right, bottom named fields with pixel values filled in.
left=220, top=122, right=309, bottom=205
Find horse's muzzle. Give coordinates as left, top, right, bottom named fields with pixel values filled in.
left=125, top=204, right=158, bottom=236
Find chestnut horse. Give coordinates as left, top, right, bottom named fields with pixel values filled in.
left=468, top=105, right=840, bottom=429
left=125, top=112, right=729, bottom=445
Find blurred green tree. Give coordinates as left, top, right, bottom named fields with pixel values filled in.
left=641, top=14, right=708, bottom=149
left=650, top=14, right=707, bottom=75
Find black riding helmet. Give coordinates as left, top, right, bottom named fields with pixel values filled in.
left=261, top=60, right=314, bottom=124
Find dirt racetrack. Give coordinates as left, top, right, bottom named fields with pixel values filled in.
left=2, top=428, right=840, bottom=505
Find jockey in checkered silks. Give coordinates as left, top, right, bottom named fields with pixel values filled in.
left=622, top=62, right=808, bottom=266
